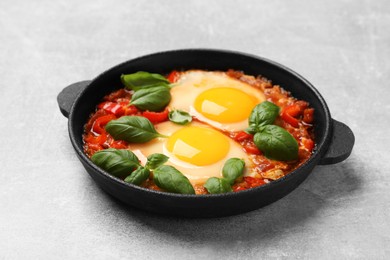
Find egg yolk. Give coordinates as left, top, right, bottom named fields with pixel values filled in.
left=166, top=126, right=230, bottom=166
left=194, top=87, right=258, bottom=123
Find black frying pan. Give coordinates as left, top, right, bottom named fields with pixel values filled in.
left=57, top=49, right=355, bottom=217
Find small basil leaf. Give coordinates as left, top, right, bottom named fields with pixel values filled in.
left=168, top=110, right=192, bottom=125
left=105, top=116, right=166, bottom=143
left=153, top=165, right=195, bottom=194
left=124, top=166, right=150, bottom=185
left=130, top=86, right=171, bottom=112
left=204, top=177, right=232, bottom=194
left=91, top=148, right=140, bottom=178
left=222, top=158, right=245, bottom=185
left=246, top=101, right=280, bottom=134
left=121, top=71, right=169, bottom=91
left=254, top=125, right=298, bottom=161
left=145, top=153, right=169, bottom=170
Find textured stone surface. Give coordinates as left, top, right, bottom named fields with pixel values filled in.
left=1, top=0, right=389, bottom=259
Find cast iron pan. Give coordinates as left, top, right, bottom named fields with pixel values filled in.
left=57, top=49, right=355, bottom=218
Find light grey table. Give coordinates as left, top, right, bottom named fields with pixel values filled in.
left=1, top=0, right=389, bottom=259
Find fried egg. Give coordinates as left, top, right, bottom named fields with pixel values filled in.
left=168, top=70, right=266, bottom=132
left=129, top=121, right=255, bottom=185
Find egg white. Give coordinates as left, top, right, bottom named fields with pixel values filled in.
left=168, top=70, right=266, bottom=132
left=128, top=121, right=256, bottom=185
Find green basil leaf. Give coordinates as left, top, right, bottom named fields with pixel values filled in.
left=204, top=177, right=232, bottom=194
left=246, top=101, right=280, bottom=134
left=222, top=158, right=245, bottom=185
left=125, top=82, right=172, bottom=92
left=168, top=110, right=192, bottom=125
left=153, top=165, right=195, bottom=194
left=105, top=116, right=167, bottom=143
left=91, top=148, right=140, bottom=178
left=124, top=166, right=150, bottom=185
left=130, top=86, right=171, bottom=112
left=253, top=125, right=298, bottom=161
left=121, top=71, right=169, bottom=91
left=145, top=153, right=169, bottom=170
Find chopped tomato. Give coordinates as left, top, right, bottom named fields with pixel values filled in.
left=98, top=102, right=125, bottom=116
left=233, top=185, right=248, bottom=192
left=142, top=108, right=169, bottom=124
left=255, top=157, right=275, bottom=172
left=104, top=89, right=131, bottom=101
left=243, top=143, right=262, bottom=155
left=167, top=70, right=180, bottom=83
left=87, top=143, right=104, bottom=152
left=301, top=137, right=315, bottom=152
left=92, top=114, right=116, bottom=134
left=281, top=104, right=301, bottom=128
left=227, top=69, right=244, bottom=79
left=295, top=101, right=308, bottom=110
left=233, top=131, right=253, bottom=142
left=303, top=108, right=314, bottom=124
left=244, top=176, right=266, bottom=188
left=298, top=148, right=312, bottom=160
left=290, top=129, right=302, bottom=140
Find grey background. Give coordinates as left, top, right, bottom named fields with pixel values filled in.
left=1, top=0, right=389, bottom=259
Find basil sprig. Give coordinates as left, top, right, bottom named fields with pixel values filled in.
left=246, top=101, right=280, bottom=134
left=168, top=110, right=192, bottom=125
left=124, top=166, right=150, bottom=185
left=125, top=153, right=169, bottom=185
left=247, top=101, right=299, bottom=161
left=145, top=153, right=169, bottom=170
left=91, top=148, right=196, bottom=193
left=121, top=71, right=172, bottom=112
left=153, top=165, right=195, bottom=194
left=130, top=85, right=171, bottom=112
left=91, top=148, right=140, bottom=178
left=105, top=116, right=167, bottom=143
left=254, top=125, right=298, bottom=161
left=204, top=177, right=232, bottom=194
left=121, top=71, right=169, bottom=91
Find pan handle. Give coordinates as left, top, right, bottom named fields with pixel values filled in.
left=318, top=119, right=355, bottom=165
left=57, top=80, right=91, bottom=118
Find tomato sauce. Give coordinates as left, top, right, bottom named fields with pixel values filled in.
left=83, top=70, right=315, bottom=194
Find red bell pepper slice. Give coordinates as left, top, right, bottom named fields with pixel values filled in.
left=124, top=104, right=139, bottom=116
left=98, top=102, right=125, bottom=117
left=234, top=131, right=253, bottom=142
left=281, top=104, right=301, bottom=128
left=85, top=132, right=107, bottom=145
left=92, top=114, right=116, bottom=134
left=142, top=108, right=169, bottom=124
